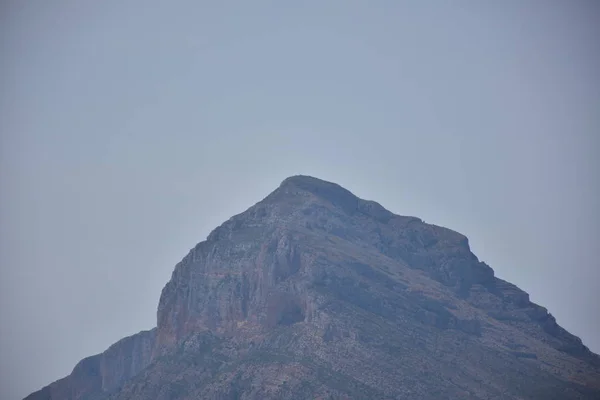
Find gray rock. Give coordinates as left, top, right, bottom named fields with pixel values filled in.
left=25, top=175, right=600, bottom=400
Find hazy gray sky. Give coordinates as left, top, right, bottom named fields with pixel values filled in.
left=1, top=1, right=598, bottom=399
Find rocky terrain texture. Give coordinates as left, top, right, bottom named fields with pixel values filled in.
left=26, top=176, right=600, bottom=399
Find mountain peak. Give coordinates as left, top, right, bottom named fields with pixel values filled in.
left=25, top=177, right=600, bottom=400
left=279, top=174, right=327, bottom=186
left=277, top=174, right=358, bottom=202
left=279, top=175, right=347, bottom=190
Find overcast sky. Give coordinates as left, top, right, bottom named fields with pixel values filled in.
left=1, top=1, right=599, bottom=399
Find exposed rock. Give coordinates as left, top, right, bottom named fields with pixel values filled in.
left=25, top=328, right=156, bottom=400
left=25, top=175, right=600, bottom=399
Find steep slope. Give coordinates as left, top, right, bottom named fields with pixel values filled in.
left=25, top=329, right=156, bottom=400
left=26, top=176, right=600, bottom=400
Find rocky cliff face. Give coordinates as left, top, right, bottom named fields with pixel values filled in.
left=25, top=176, right=600, bottom=399
left=25, top=328, right=156, bottom=400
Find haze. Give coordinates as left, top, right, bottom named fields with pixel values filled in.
left=1, top=1, right=598, bottom=399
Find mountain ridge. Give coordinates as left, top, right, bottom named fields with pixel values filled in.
left=26, top=175, right=600, bottom=400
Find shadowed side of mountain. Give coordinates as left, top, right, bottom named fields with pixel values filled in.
left=276, top=177, right=598, bottom=365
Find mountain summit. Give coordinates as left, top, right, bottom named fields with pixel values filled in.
left=26, top=176, right=600, bottom=399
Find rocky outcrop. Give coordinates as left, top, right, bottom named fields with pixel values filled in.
left=25, top=175, right=600, bottom=399
left=25, top=329, right=156, bottom=400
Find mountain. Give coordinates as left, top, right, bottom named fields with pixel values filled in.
left=26, top=175, right=600, bottom=399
